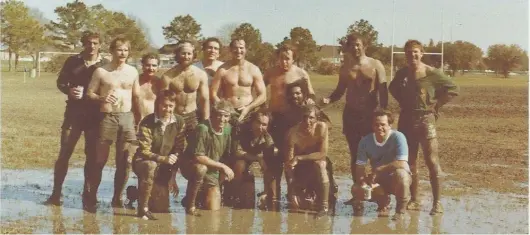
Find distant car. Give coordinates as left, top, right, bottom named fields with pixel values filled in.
left=508, top=72, right=518, bottom=76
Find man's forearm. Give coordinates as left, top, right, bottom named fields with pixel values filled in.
left=375, top=160, right=408, bottom=174
left=378, top=83, right=389, bottom=109
left=200, top=96, right=210, bottom=120
left=246, top=93, right=266, bottom=110
left=355, top=165, right=367, bottom=184
left=196, top=155, right=225, bottom=170
left=296, top=152, right=326, bottom=161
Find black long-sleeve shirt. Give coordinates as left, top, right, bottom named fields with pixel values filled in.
left=56, top=53, right=107, bottom=111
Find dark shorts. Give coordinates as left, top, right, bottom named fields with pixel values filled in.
left=269, top=112, right=291, bottom=151
left=181, top=110, right=199, bottom=137
left=98, top=112, right=136, bottom=144
left=342, top=107, right=372, bottom=138
left=398, top=111, right=437, bottom=141
left=61, top=106, right=99, bottom=131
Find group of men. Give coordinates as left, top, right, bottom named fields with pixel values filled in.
left=44, top=30, right=458, bottom=221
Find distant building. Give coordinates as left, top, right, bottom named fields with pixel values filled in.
left=316, top=45, right=343, bottom=65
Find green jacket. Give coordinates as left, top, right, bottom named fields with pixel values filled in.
left=134, top=113, right=186, bottom=163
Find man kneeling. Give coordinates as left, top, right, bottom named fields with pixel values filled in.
left=180, top=100, right=235, bottom=216
left=352, top=110, right=411, bottom=220
left=285, top=105, right=331, bottom=217
left=132, top=90, right=186, bottom=220
left=227, top=110, right=275, bottom=208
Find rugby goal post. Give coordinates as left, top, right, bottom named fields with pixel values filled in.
left=389, top=0, right=445, bottom=79
left=37, top=51, right=79, bottom=78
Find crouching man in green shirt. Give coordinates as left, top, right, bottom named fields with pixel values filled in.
left=180, top=100, right=235, bottom=216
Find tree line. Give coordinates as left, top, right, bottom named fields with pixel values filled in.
left=1, top=0, right=527, bottom=77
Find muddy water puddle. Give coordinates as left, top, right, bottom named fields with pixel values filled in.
left=1, top=168, right=528, bottom=234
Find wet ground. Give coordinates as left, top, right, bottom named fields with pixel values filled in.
left=1, top=168, right=528, bottom=234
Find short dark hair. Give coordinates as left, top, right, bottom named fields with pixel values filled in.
left=286, top=79, right=309, bottom=99
left=141, top=52, right=160, bottom=65
left=301, top=104, right=320, bottom=117
left=155, top=90, right=177, bottom=107
left=276, top=43, right=296, bottom=58
left=404, top=39, right=424, bottom=52
left=372, top=109, right=394, bottom=125
left=81, top=31, right=100, bottom=45
left=202, top=37, right=222, bottom=51
left=109, top=36, right=130, bottom=51
left=250, top=109, right=271, bottom=123
left=346, top=33, right=368, bottom=48
left=229, top=38, right=245, bottom=48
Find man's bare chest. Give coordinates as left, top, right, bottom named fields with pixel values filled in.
left=224, top=67, right=253, bottom=87
left=101, top=72, right=135, bottom=89
left=169, top=72, right=199, bottom=93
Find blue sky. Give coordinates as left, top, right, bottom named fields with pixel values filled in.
left=22, top=0, right=529, bottom=53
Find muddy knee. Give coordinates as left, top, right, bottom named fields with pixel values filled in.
left=315, top=160, right=329, bottom=183
left=193, top=164, right=207, bottom=180
left=137, top=161, right=158, bottom=181
left=394, top=169, right=412, bottom=187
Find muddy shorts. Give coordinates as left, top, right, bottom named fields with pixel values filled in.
left=342, top=107, right=372, bottom=138
left=61, top=106, right=99, bottom=131
left=181, top=110, right=199, bottom=138
left=180, top=158, right=220, bottom=187
left=98, top=112, right=136, bottom=144
left=269, top=112, right=291, bottom=151
left=398, top=111, right=437, bottom=141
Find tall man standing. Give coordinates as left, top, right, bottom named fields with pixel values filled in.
left=86, top=36, right=141, bottom=211
left=210, top=39, right=267, bottom=124
left=262, top=44, right=316, bottom=202
left=389, top=39, right=459, bottom=215
left=321, top=33, right=388, bottom=204
left=194, top=37, right=224, bottom=86
left=45, top=31, right=106, bottom=206
left=160, top=41, right=210, bottom=136
left=133, top=52, right=161, bottom=125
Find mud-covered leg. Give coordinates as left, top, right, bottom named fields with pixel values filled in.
left=46, top=127, right=82, bottom=205
left=421, top=137, right=443, bottom=215
left=136, top=160, right=158, bottom=220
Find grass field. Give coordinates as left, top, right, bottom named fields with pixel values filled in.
left=1, top=71, right=528, bottom=195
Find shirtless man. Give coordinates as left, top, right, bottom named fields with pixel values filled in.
left=389, top=39, right=459, bottom=215
left=160, top=41, right=209, bottom=137
left=321, top=33, right=388, bottom=205
left=194, top=37, right=224, bottom=86
left=210, top=39, right=266, bottom=124
left=262, top=44, right=316, bottom=201
left=86, top=36, right=140, bottom=211
left=285, top=104, right=331, bottom=217
left=133, top=52, right=160, bottom=125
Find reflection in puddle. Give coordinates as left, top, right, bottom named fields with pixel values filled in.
left=1, top=168, right=528, bottom=234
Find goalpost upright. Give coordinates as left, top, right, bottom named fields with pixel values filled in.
left=389, top=0, right=445, bottom=79
left=37, top=51, right=79, bottom=78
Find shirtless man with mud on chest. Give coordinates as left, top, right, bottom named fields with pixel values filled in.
left=160, top=41, right=209, bottom=136
left=86, top=36, right=140, bottom=212
left=210, top=39, right=266, bottom=125
left=133, top=53, right=161, bottom=126
left=321, top=33, right=388, bottom=205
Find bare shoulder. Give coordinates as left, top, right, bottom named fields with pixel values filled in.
left=369, top=57, right=384, bottom=68
left=247, top=61, right=261, bottom=74
left=191, top=66, right=208, bottom=81
left=161, top=67, right=177, bottom=78
left=296, top=66, right=309, bottom=77
left=218, top=62, right=232, bottom=71
left=125, top=64, right=139, bottom=75
left=315, top=121, right=329, bottom=135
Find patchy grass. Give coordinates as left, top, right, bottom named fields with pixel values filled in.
left=1, top=72, right=528, bottom=195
